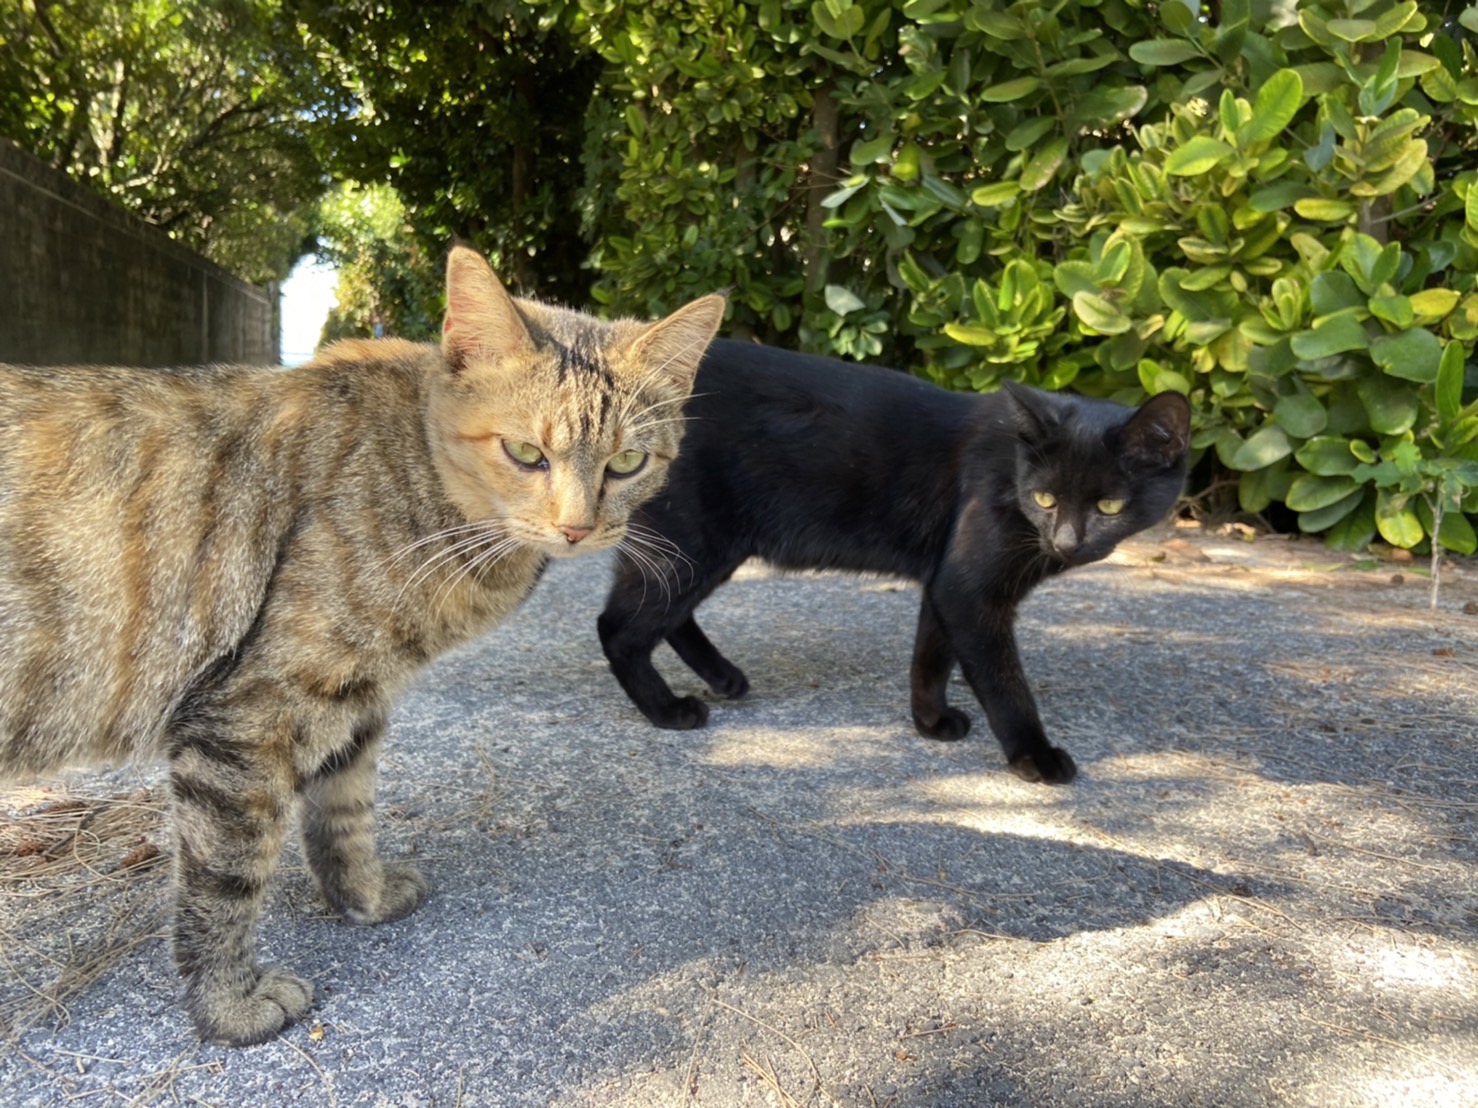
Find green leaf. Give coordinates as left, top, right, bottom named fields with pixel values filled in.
left=1231, top=425, right=1294, bottom=470
left=1137, top=359, right=1191, bottom=396
left=1165, top=137, right=1234, bottom=176
left=1005, top=117, right=1057, bottom=153
left=1238, top=460, right=1292, bottom=512
left=1072, top=291, right=1132, bottom=335
left=1370, top=327, right=1442, bottom=383
left=1274, top=390, right=1328, bottom=438
left=1291, top=312, right=1369, bottom=359
left=980, top=76, right=1042, bottom=102
left=970, top=181, right=1021, bottom=207
left=1436, top=507, right=1478, bottom=554
left=1304, top=120, right=1338, bottom=171
left=1410, top=288, right=1460, bottom=320
left=824, top=284, right=867, bottom=315
left=943, top=322, right=998, bottom=346
left=1020, top=137, right=1068, bottom=191
left=1368, top=295, right=1414, bottom=329
left=821, top=179, right=867, bottom=208
left=1129, top=40, right=1202, bottom=66
left=1310, top=272, right=1365, bottom=316
left=1357, top=374, right=1420, bottom=435
left=1287, top=474, right=1362, bottom=513
left=1250, top=183, right=1317, bottom=212
left=1297, top=488, right=1366, bottom=533
left=1375, top=489, right=1424, bottom=547
left=1296, top=436, right=1360, bottom=476
left=1294, top=198, right=1355, bottom=221
left=1437, top=341, right=1466, bottom=426
left=1326, top=17, right=1378, bottom=41
left=1240, top=69, right=1303, bottom=145
left=851, top=134, right=894, bottom=165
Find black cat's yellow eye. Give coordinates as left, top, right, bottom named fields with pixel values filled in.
left=607, top=449, right=648, bottom=477
left=1097, top=498, right=1126, bottom=516
left=503, top=440, right=546, bottom=468
left=1032, top=490, right=1057, bottom=509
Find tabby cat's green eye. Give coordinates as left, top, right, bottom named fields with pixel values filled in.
left=1097, top=498, right=1125, bottom=516
left=607, top=449, right=648, bottom=477
left=1032, top=490, right=1057, bottom=509
left=503, top=440, right=546, bottom=468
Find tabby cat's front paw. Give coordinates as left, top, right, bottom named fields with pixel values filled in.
left=913, top=706, right=972, bottom=742
left=341, top=862, right=430, bottom=925
left=1007, top=745, right=1077, bottom=785
left=648, top=695, right=710, bottom=730
left=191, top=965, right=314, bottom=1047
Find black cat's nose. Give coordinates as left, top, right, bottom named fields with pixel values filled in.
left=1051, top=521, right=1081, bottom=558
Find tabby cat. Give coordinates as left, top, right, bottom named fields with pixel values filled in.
left=597, top=339, right=1190, bottom=784
left=0, top=246, right=725, bottom=1045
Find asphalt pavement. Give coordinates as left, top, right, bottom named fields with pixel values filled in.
left=2, top=526, right=1475, bottom=1106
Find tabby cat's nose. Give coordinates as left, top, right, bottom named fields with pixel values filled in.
left=560, top=524, right=594, bottom=544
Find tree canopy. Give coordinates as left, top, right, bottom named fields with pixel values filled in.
left=0, top=0, right=349, bottom=283
left=3, top=0, right=1477, bottom=554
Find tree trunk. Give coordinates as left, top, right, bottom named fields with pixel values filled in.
left=803, top=83, right=840, bottom=299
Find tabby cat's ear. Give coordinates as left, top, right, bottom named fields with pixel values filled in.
left=1123, top=391, right=1192, bottom=468
left=441, top=246, right=533, bottom=373
left=1001, top=379, right=1061, bottom=444
left=621, top=293, right=728, bottom=392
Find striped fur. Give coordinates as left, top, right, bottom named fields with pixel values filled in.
left=0, top=245, right=724, bottom=1045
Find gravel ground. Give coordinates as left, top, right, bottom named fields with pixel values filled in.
left=1, top=524, right=1475, bottom=1107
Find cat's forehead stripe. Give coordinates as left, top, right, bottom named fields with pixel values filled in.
left=552, top=337, right=615, bottom=390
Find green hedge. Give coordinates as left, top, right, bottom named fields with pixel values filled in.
left=539, top=0, right=1478, bottom=553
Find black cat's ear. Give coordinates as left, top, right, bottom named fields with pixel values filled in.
left=1123, top=391, right=1191, bottom=468
left=1001, top=380, right=1062, bottom=443
left=441, top=245, right=534, bottom=374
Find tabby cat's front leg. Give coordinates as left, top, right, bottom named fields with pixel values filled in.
left=300, top=716, right=429, bottom=926
left=926, top=577, right=1077, bottom=785
left=168, top=738, right=313, bottom=1046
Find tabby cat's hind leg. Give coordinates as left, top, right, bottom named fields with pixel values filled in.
left=300, top=717, right=429, bottom=926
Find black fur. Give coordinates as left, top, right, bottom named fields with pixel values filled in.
left=598, top=339, right=1191, bottom=784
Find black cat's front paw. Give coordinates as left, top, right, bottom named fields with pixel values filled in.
left=1008, top=745, right=1077, bottom=785
left=705, top=664, right=749, bottom=700
left=648, top=695, right=710, bottom=730
left=913, top=706, right=972, bottom=742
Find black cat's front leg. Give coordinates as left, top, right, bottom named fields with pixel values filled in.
left=910, top=593, right=971, bottom=741
left=928, top=581, right=1077, bottom=785
left=300, top=714, right=428, bottom=926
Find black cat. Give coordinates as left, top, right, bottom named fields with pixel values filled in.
left=598, top=339, right=1191, bottom=784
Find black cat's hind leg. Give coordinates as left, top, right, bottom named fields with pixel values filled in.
left=909, top=593, right=971, bottom=741
left=667, top=616, right=749, bottom=700
left=598, top=551, right=745, bottom=730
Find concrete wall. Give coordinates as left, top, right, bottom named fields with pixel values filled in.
left=0, top=138, right=278, bottom=367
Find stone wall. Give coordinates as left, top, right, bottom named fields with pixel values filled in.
left=0, top=138, right=278, bottom=367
